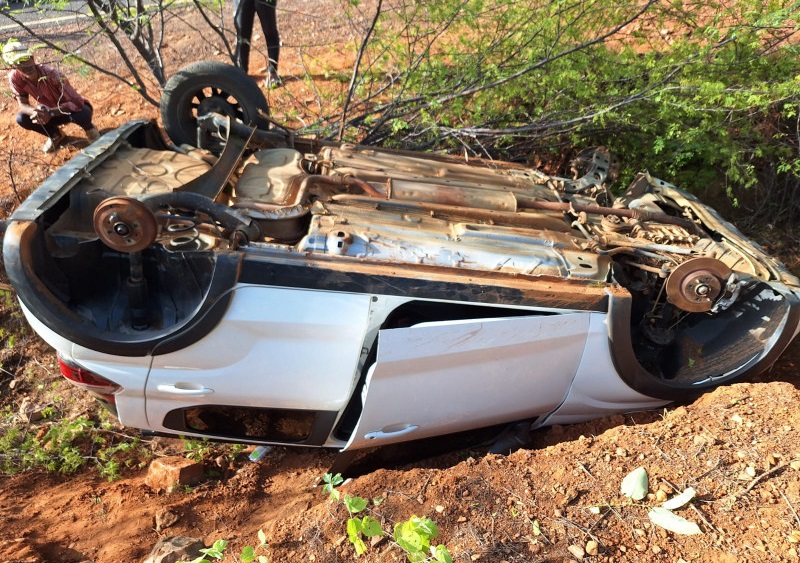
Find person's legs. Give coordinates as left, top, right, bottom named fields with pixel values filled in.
left=16, top=112, right=65, bottom=152
left=254, top=0, right=280, bottom=71
left=64, top=103, right=99, bottom=141
left=255, top=0, right=281, bottom=87
left=66, top=103, right=95, bottom=131
left=15, top=112, right=61, bottom=137
left=234, top=0, right=256, bottom=71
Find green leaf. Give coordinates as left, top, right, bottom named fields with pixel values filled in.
left=648, top=507, right=702, bottom=535
left=344, top=494, right=368, bottom=514
left=661, top=487, right=696, bottom=510
left=347, top=518, right=368, bottom=556
left=322, top=472, right=344, bottom=500
left=620, top=467, right=649, bottom=500
left=408, top=515, right=439, bottom=539
left=431, top=544, right=454, bottom=563
left=361, top=516, right=384, bottom=537
left=257, top=529, right=267, bottom=547
left=394, top=521, right=425, bottom=553
left=197, top=539, right=227, bottom=560
left=348, top=517, right=362, bottom=536
left=240, top=546, right=256, bottom=563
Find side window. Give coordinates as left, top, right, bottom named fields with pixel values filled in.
left=164, top=406, right=316, bottom=442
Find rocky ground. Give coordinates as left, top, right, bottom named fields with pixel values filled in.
left=2, top=2, right=800, bottom=562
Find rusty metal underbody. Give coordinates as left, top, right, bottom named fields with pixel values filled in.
left=55, top=126, right=788, bottom=320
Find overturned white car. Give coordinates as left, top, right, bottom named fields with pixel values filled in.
left=4, top=62, right=799, bottom=458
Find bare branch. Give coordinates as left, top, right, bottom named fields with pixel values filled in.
left=338, top=0, right=383, bottom=142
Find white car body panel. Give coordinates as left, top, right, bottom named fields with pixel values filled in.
left=535, top=314, right=669, bottom=427
left=144, top=285, right=372, bottom=430
left=19, top=302, right=152, bottom=429
left=344, top=312, right=594, bottom=450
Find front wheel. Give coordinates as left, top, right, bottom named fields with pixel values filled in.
left=161, top=61, right=269, bottom=149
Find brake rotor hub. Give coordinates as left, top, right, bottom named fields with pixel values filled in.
left=93, top=197, right=158, bottom=253
left=665, top=257, right=732, bottom=313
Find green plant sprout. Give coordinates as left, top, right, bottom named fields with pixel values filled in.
left=189, top=530, right=269, bottom=563
left=322, top=472, right=453, bottom=562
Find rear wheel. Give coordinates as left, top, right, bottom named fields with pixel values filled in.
left=161, top=61, right=269, bottom=148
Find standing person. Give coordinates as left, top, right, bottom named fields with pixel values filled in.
left=3, top=41, right=100, bottom=153
left=234, top=0, right=282, bottom=89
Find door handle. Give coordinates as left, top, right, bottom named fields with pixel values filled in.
left=364, top=424, right=419, bottom=440
left=156, top=383, right=214, bottom=396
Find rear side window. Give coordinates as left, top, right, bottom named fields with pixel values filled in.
left=168, top=405, right=316, bottom=442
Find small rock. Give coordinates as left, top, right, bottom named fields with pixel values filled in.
left=154, top=509, right=180, bottom=532
left=144, top=457, right=204, bottom=492
left=585, top=540, right=598, bottom=555
left=435, top=505, right=445, bottom=513
left=567, top=544, right=585, bottom=560
left=142, top=536, right=204, bottom=563
left=655, top=490, right=668, bottom=503
left=18, top=397, right=45, bottom=422
left=457, top=516, right=467, bottom=523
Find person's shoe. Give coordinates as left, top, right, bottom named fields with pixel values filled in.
left=265, top=67, right=283, bottom=89
left=42, top=131, right=65, bottom=153
left=86, top=127, right=100, bottom=142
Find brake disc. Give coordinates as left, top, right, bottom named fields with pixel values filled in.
left=665, top=257, right=732, bottom=313
left=93, top=197, right=158, bottom=253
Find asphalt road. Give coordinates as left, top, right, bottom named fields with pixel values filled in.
left=0, top=1, right=90, bottom=33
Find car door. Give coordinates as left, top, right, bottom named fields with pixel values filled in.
left=344, top=311, right=596, bottom=450
left=144, top=284, right=372, bottom=444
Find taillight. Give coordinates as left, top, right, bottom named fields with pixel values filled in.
left=58, top=355, right=122, bottom=406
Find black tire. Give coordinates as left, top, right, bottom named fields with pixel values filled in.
left=160, top=61, right=269, bottom=148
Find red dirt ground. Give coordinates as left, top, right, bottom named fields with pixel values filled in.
left=2, top=2, right=800, bottom=562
